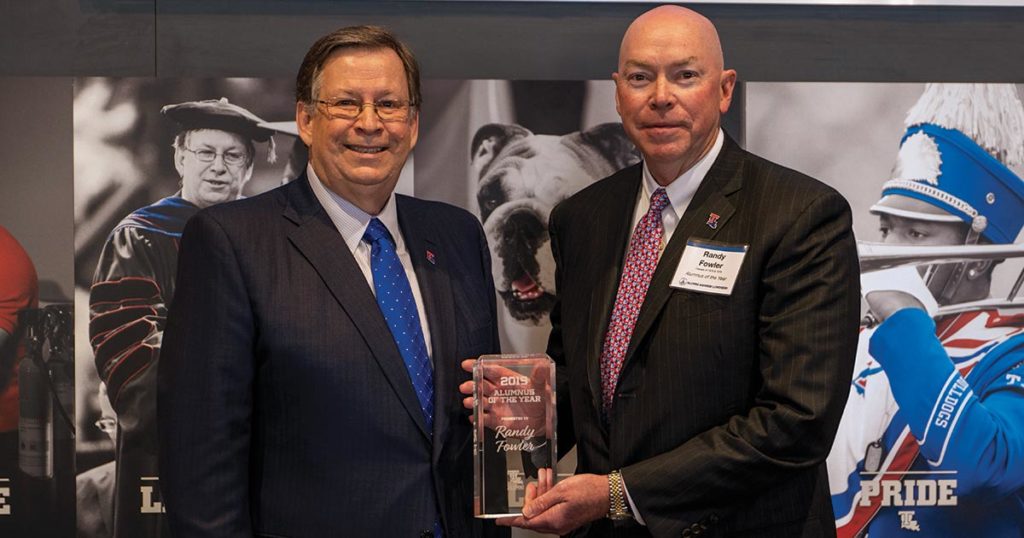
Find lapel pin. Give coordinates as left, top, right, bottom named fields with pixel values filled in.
left=426, top=249, right=436, bottom=265
left=706, top=212, right=721, bottom=230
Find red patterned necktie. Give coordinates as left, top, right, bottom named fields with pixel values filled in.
left=600, top=188, right=670, bottom=420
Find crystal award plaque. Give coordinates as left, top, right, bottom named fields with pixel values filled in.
left=473, top=354, right=557, bottom=518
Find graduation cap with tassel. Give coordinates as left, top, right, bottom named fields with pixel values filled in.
left=161, top=97, right=278, bottom=164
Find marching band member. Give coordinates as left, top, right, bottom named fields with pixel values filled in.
left=829, top=83, right=1024, bottom=537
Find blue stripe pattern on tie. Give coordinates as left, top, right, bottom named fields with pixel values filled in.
left=363, top=218, right=435, bottom=430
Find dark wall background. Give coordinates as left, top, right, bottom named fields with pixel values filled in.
left=2, top=1, right=1024, bottom=80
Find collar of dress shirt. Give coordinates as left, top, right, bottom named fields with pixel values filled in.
left=305, top=164, right=404, bottom=254
left=640, top=128, right=725, bottom=218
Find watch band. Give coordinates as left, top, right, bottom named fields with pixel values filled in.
left=607, top=470, right=632, bottom=521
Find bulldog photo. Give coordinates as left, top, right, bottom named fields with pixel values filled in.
left=471, top=123, right=638, bottom=325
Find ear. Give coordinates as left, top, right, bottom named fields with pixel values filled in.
left=295, top=101, right=315, bottom=148
left=408, top=109, right=419, bottom=151
left=574, top=123, right=640, bottom=170
left=719, top=69, right=738, bottom=115
left=173, top=146, right=186, bottom=178
left=241, top=162, right=254, bottom=189
left=612, top=72, right=623, bottom=117
left=470, top=124, right=531, bottom=177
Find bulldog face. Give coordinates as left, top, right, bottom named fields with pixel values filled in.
left=471, top=123, right=638, bottom=324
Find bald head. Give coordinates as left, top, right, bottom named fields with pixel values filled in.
left=619, top=5, right=725, bottom=73
left=612, top=5, right=736, bottom=185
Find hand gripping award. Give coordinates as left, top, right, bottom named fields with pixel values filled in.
left=473, top=354, right=557, bottom=517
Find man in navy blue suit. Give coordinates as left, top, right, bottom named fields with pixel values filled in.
left=159, top=26, right=503, bottom=538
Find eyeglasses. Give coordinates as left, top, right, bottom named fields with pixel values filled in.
left=95, top=417, right=116, bottom=435
left=315, top=98, right=416, bottom=122
left=183, top=147, right=249, bottom=166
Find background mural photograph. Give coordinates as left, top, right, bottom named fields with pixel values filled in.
left=748, top=82, right=1024, bottom=536
left=73, top=77, right=298, bottom=538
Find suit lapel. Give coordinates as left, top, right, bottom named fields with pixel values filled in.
left=396, top=196, right=458, bottom=463
left=586, top=167, right=643, bottom=416
left=282, top=177, right=432, bottom=440
left=624, top=138, right=745, bottom=366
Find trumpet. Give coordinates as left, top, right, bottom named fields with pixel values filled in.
left=858, top=241, right=1024, bottom=319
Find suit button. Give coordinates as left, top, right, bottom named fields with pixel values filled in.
left=710, top=513, right=720, bottom=523
left=420, top=532, right=432, bottom=538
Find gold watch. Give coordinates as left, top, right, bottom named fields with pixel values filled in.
left=607, top=470, right=632, bottom=521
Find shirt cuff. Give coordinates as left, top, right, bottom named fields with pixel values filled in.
left=620, top=475, right=645, bottom=525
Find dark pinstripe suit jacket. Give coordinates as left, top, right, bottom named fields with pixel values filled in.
left=158, top=176, right=506, bottom=538
left=547, top=136, right=860, bottom=538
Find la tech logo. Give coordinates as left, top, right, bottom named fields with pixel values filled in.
left=139, top=476, right=167, bottom=514
left=859, top=477, right=958, bottom=508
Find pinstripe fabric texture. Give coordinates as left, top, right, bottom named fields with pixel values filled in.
left=159, top=176, right=506, bottom=538
left=548, top=136, right=861, bottom=538
left=600, top=188, right=670, bottom=419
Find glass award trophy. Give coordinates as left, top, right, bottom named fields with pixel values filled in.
left=473, top=354, right=557, bottom=518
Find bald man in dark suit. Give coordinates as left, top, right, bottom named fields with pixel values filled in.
left=501, top=6, right=861, bottom=538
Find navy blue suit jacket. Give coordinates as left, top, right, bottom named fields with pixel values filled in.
left=158, top=176, right=502, bottom=538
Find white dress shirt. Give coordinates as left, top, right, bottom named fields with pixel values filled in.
left=620, top=129, right=724, bottom=524
left=306, top=165, right=434, bottom=362
left=629, top=128, right=725, bottom=251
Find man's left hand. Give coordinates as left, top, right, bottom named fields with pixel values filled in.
left=498, top=474, right=609, bottom=535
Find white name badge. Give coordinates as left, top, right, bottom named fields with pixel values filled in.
left=670, top=240, right=748, bottom=295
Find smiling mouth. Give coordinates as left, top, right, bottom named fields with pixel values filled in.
left=643, top=123, right=686, bottom=130
left=203, top=178, right=231, bottom=187
left=346, top=144, right=387, bottom=154
left=641, top=125, right=690, bottom=141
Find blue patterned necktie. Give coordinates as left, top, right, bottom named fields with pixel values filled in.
left=363, top=218, right=434, bottom=431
